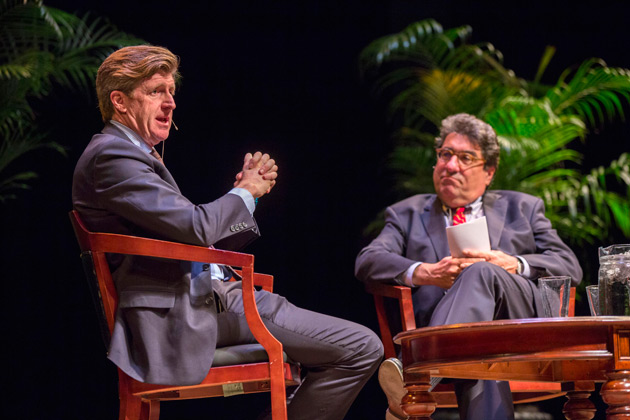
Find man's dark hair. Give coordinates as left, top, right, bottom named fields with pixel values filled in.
left=435, top=113, right=500, bottom=169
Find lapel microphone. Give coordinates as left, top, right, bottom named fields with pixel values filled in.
left=161, top=120, right=178, bottom=161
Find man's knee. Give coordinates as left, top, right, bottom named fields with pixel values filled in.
left=457, top=261, right=509, bottom=288
left=347, top=324, right=384, bottom=372
left=357, top=325, right=385, bottom=364
left=461, top=261, right=504, bottom=276
left=367, top=329, right=385, bottom=361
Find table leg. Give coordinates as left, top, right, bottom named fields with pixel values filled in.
left=600, top=370, right=630, bottom=419
left=562, top=381, right=596, bottom=420
left=563, top=391, right=596, bottom=420
left=400, top=383, right=437, bottom=420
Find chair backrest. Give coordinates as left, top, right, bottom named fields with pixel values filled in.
left=79, top=249, right=113, bottom=348
left=69, top=211, right=119, bottom=342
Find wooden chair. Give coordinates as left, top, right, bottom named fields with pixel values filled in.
left=365, top=282, right=576, bottom=407
left=69, top=210, right=300, bottom=420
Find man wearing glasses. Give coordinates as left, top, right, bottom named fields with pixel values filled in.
left=355, top=113, right=582, bottom=420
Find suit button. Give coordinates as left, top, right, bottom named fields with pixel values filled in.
left=243, top=222, right=248, bottom=228
left=202, top=264, right=210, bottom=271
left=230, top=226, right=235, bottom=232
left=205, top=296, right=213, bottom=305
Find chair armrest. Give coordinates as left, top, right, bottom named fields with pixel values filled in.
left=85, top=230, right=255, bottom=267
left=231, top=269, right=274, bottom=293
left=365, top=282, right=417, bottom=359
left=365, top=283, right=417, bottom=331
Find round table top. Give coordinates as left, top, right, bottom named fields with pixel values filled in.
left=394, top=316, right=630, bottom=382
left=394, top=316, right=630, bottom=344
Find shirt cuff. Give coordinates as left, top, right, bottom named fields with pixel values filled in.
left=516, top=256, right=531, bottom=278
left=228, top=188, right=255, bottom=215
left=398, top=262, right=422, bottom=287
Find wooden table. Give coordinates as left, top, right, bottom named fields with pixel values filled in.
left=394, top=317, right=630, bottom=419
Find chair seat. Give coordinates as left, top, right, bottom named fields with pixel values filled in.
left=212, top=344, right=289, bottom=367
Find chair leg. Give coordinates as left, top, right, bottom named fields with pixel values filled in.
left=140, top=401, right=160, bottom=420
left=270, top=362, right=288, bottom=420
left=374, top=295, right=397, bottom=359
left=118, top=371, right=152, bottom=420
left=119, top=391, right=142, bottom=420
left=119, top=393, right=160, bottom=420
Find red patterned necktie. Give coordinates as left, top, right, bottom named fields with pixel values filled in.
left=453, top=207, right=466, bottom=225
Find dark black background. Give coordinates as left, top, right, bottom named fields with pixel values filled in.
left=2, top=1, right=629, bottom=419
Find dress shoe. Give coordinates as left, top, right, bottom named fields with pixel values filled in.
left=378, top=358, right=408, bottom=419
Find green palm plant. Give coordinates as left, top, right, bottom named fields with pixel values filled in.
left=359, top=19, right=630, bottom=246
left=0, top=0, right=142, bottom=202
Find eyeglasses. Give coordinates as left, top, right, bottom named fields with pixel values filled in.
left=435, top=148, right=485, bottom=168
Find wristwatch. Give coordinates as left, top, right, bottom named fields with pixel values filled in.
left=516, top=258, right=524, bottom=275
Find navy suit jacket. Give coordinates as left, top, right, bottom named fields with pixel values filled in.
left=73, top=123, right=259, bottom=384
left=355, top=191, right=582, bottom=326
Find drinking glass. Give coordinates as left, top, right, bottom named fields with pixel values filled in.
left=586, top=285, right=600, bottom=316
left=539, top=276, right=571, bottom=317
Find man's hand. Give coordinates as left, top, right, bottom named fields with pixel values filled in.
left=412, top=256, right=485, bottom=288
left=234, top=152, right=278, bottom=198
left=462, top=249, right=519, bottom=274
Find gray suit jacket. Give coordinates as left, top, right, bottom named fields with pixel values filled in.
left=72, top=123, right=259, bottom=385
left=355, top=191, right=582, bottom=326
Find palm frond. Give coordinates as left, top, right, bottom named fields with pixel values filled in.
left=0, top=0, right=143, bottom=203
left=0, top=63, right=34, bottom=79
left=0, top=170, right=38, bottom=193
left=0, top=128, right=65, bottom=173
left=541, top=153, right=630, bottom=242
left=393, top=126, right=438, bottom=147
left=358, top=19, right=479, bottom=101
left=548, top=59, right=630, bottom=126
left=0, top=1, right=60, bottom=59
left=358, top=19, right=449, bottom=78
left=533, top=46, right=557, bottom=86
left=388, top=145, right=435, bottom=195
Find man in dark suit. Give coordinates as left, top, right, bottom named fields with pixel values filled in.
left=73, top=45, right=383, bottom=420
left=355, top=113, right=582, bottom=420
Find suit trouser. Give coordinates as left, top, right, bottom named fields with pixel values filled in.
left=213, top=279, right=384, bottom=420
left=427, top=262, right=540, bottom=420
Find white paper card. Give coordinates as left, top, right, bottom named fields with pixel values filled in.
left=445, top=216, right=491, bottom=258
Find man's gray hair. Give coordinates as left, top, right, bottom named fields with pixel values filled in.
left=435, top=113, right=500, bottom=169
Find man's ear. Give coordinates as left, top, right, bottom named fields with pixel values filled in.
left=485, top=166, right=497, bottom=187
left=110, top=91, right=127, bottom=114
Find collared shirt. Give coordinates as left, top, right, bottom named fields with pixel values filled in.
left=442, top=196, right=483, bottom=226
left=109, top=120, right=255, bottom=281
left=110, top=120, right=152, bottom=153
left=400, top=195, right=530, bottom=287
